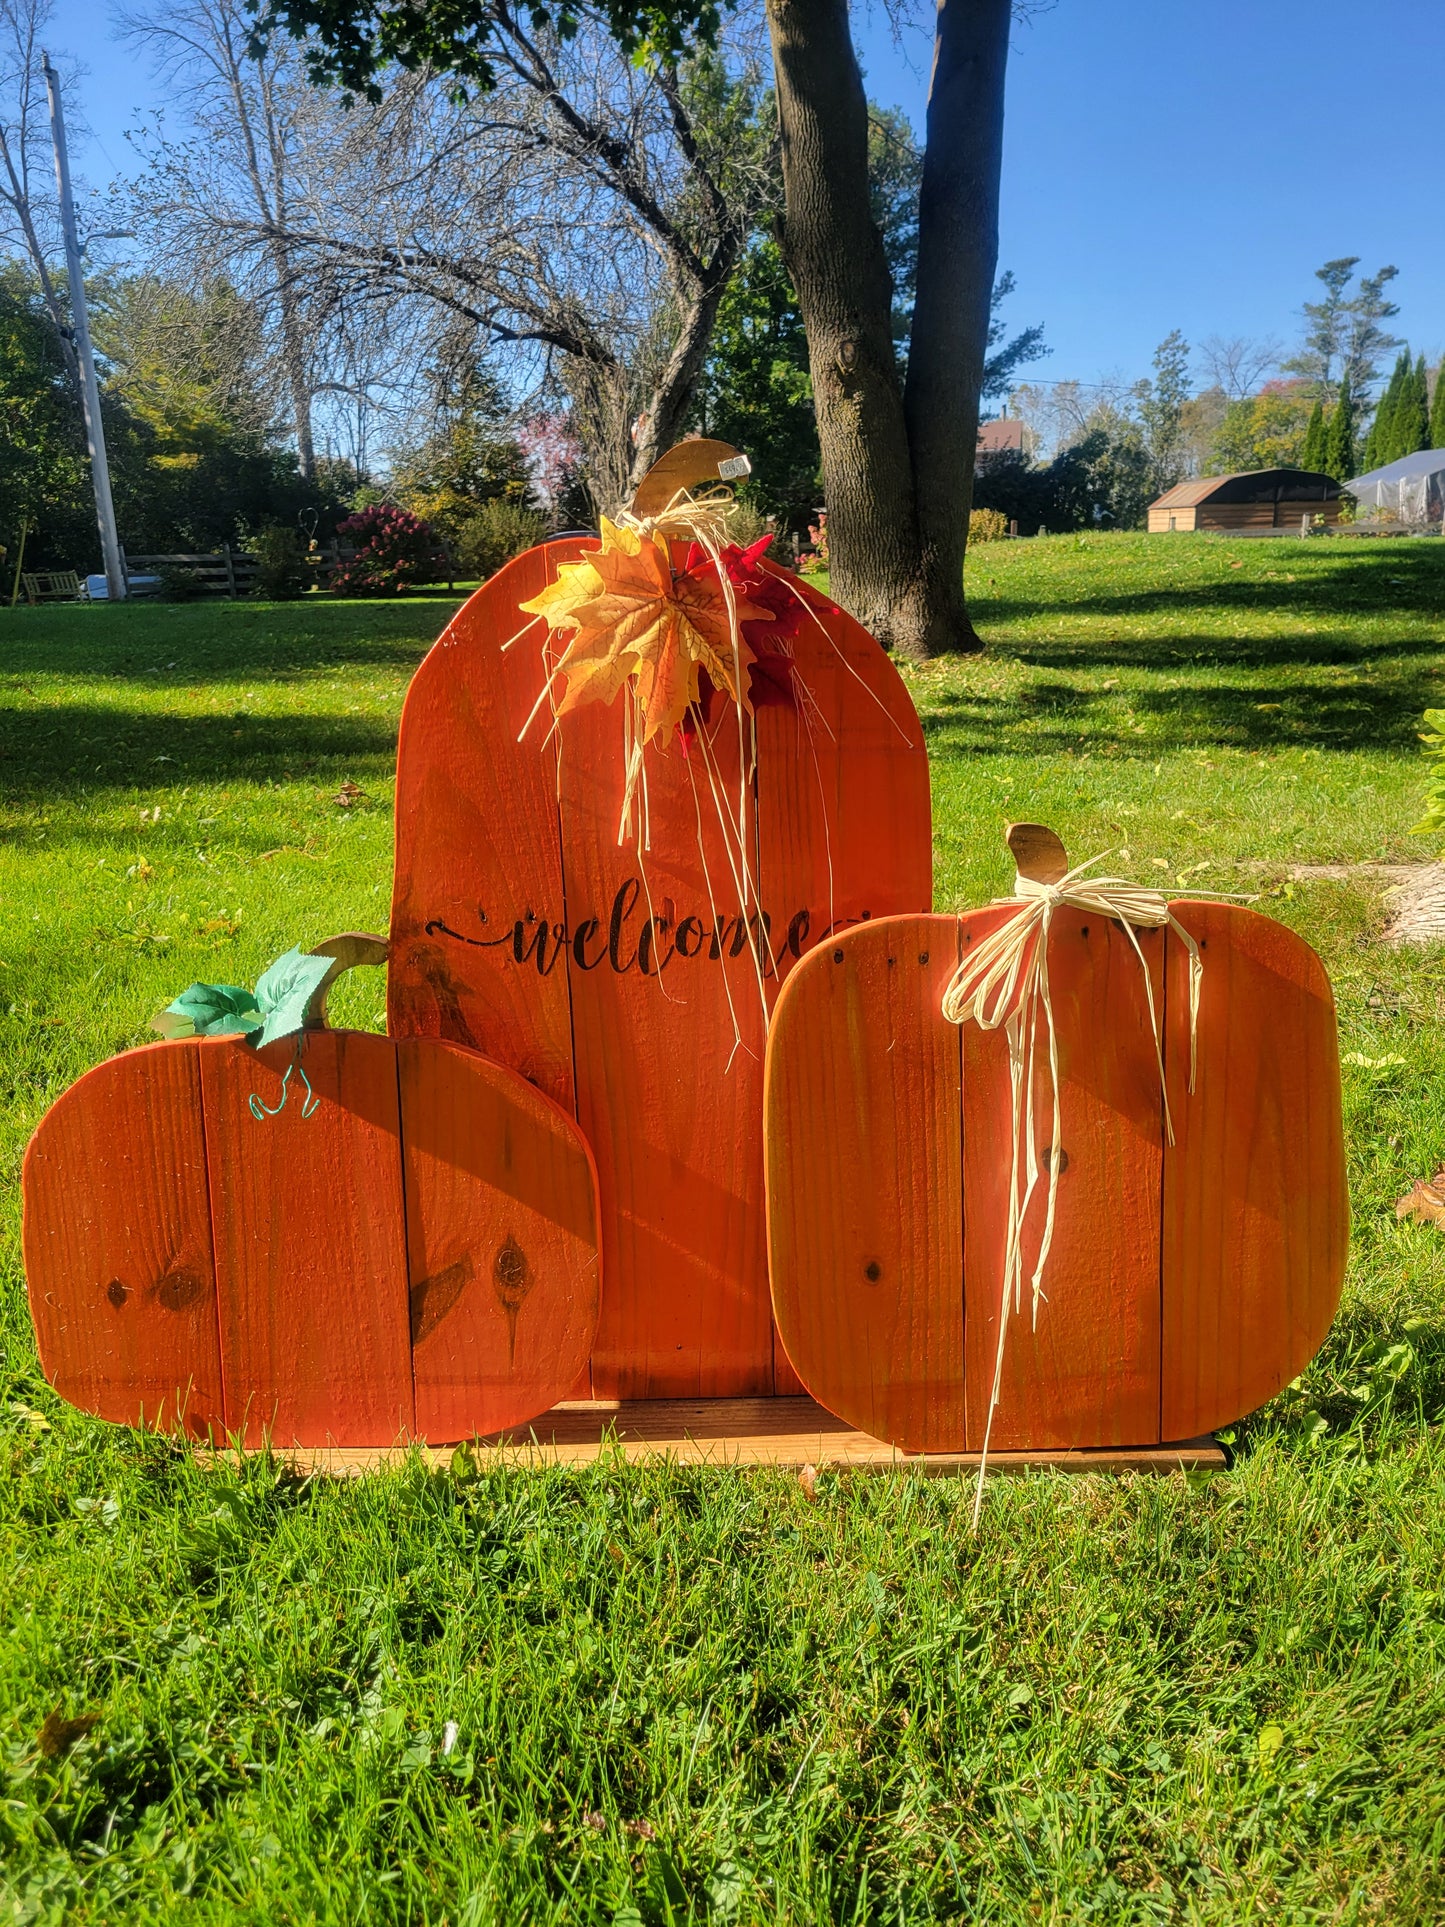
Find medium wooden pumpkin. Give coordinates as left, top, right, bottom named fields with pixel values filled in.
left=764, top=838, right=1348, bottom=1453
left=23, top=938, right=601, bottom=1447
left=387, top=540, right=932, bottom=1401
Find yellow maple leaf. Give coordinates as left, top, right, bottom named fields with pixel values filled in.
left=518, top=519, right=774, bottom=743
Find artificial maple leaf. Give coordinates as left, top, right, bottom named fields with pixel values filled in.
left=1396, top=1169, right=1445, bottom=1226
left=519, top=518, right=776, bottom=744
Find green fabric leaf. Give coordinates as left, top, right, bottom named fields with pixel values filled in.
left=252, top=946, right=334, bottom=1048
left=152, top=982, right=263, bottom=1040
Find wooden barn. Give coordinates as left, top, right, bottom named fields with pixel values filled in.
left=1148, top=469, right=1343, bottom=533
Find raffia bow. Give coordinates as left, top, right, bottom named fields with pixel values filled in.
left=941, top=824, right=1237, bottom=1526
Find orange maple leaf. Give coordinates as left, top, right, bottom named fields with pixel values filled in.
left=519, top=520, right=774, bottom=743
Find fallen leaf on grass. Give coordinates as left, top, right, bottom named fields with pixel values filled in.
left=798, top=1462, right=819, bottom=1502
left=334, top=780, right=367, bottom=807
left=37, top=1709, right=100, bottom=1757
left=1396, top=1170, right=1445, bottom=1226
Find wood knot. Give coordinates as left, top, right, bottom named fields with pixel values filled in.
left=864, top=1259, right=882, bottom=1284
left=154, top=1269, right=205, bottom=1313
left=836, top=339, right=857, bottom=374
left=106, top=1278, right=129, bottom=1309
left=493, top=1236, right=533, bottom=1313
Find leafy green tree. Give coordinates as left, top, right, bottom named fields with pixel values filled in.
left=1285, top=256, right=1401, bottom=399
left=1136, top=329, right=1191, bottom=491
left=973, top=412, right=1151, bottom=532
left=1430, top=360, right=1445, bottom=452
left=1361, top=351, right=1407, bottom=471
left=1321, top=378, right=1355, bottom=481
left=1298, top=398, right=1326, bottom=472
left=0, top=267, right=86, bottom=563
left=692, top=238, right=820, bottom=534
left=1210, top=381, right=1315, bottom=472
left=390, top=359, right=535, bottom=549
left=1400, top=353, right=1431, bottom=457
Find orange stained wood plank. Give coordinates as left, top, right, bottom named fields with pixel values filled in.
left=557, top=691, right=773, bottom=1398
left=244, top=1400, right=1226, bottom=1478
left=1161, top=901, right=1347, bottom=1438
left=755, top=576, right=932, bottom=1001
left=962, top=906, right=1165, bottom=1451
left=21, top=1042, right=223, bottom=1436
left=765, top=915, right=967, bottom=1452
left=388, top=543, right=584, bottom=1112
left=755, top=576, right=933, bottom=1392
left=398, top=1038, right=601, bottom=1440
left=201, top=1032, right=414, bottom=1449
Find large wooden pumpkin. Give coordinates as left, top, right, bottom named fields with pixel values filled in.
left=23, top=940, right=600, bottom=1446
left=764, top=841, right=1348, bottom=1452
left=388, top=540, right=932, bottom=1400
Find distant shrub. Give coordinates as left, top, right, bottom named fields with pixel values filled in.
left=331, top=504, right=438, bottom=596
left=451, top=498, right=548, bottom=580
left=969, top=507, right=1009, bottom=543
left=250, top=524, right=310, bottom=600
left=157, top=564, right=207, bottom=601
left=721, top=496, right=773, bottom=550
left=798, top=507, right=829, bottom=574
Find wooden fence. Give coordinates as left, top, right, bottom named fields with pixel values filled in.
left=120, top=541, right=456, bottom=598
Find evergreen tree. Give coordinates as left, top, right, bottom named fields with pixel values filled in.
left=1322, top=379, right=1355, bottom=481
left=1362, top=350, right=1408, bottom=471
left=1400, top=353, right=1431, bottom=456
left=1430, top=360, right=1445, bottom=451
left=1298, top=398, right=1327, bottom=471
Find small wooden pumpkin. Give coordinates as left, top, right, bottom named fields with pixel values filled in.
left=764, top=830, right=1348, bottom=1452
left=23, top=938, right=601, bottom=1447
left=387, top=511, right=932, bottom=1402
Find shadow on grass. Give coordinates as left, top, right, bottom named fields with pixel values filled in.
left=973, top=544, right=1445, bottom=635
left=2, top=707, right=400, bottom=803
left=0, top=596, right=465, bottom=686
left=988, top=630, right=1445, bottom=673
left=921, top=666, right=1437, bottom=754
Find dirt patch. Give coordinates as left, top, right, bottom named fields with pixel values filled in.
left=1378, top=863, right=1445, bottom=946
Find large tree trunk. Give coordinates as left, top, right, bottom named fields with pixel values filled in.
left=765, top=0, right=1008, bottom=657
left=766, top=0, right=934, bottom=655
left=904, top=0, right=1009, bottom=650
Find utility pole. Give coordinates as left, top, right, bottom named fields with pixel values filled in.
left=43, top=55, right=125, bottom=602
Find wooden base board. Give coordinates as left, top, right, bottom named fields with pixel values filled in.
left=198, top=1397, right=1226, bottom=1478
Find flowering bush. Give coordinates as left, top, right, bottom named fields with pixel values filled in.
left=330, top=504, right=439, bottom=596
left=798, top=508, right=828, bottom=575
left=968, top=507, right=1009, bottom=543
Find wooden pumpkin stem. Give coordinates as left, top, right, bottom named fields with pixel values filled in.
left=303, top=933, right=390, bottom=1029
left=1006, top=822, right=1069, bottom=887
left=630, top=438, right=750, bottom=519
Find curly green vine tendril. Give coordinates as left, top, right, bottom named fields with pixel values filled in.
left=248, top=1060, right=319, bottom=1123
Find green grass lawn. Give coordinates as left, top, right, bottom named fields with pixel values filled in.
left=3, top=533, right=1445, bottom=1924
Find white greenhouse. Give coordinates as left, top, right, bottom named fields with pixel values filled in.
left=1346, top=449, right=1445, bottom=526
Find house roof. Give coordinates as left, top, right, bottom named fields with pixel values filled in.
left=1149, top=469, right=1341, bottom=509
left=977, top=418, right=1025, bottom=454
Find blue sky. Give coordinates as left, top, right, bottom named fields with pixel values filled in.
left=47, top=0, right=1445, bottom=395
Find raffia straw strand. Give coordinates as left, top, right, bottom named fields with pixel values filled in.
left=941, top=853, right=1251, bottom=1531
